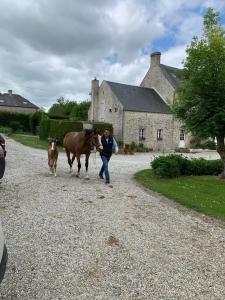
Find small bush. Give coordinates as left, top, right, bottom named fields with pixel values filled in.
left=9, top=121, right=20, bottom=132
left=117, top=140, right=124, bottom=148
left=151, top=154, right=223, bottom=178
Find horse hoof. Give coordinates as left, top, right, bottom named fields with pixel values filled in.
left=85, top=175, right=90, bottom=180
left=76, top=173, right=80, bottom=178
left=54, top=174, right=57, bottom=177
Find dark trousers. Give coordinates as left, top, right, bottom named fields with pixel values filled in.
left=99, top=155, right=111, bottom=182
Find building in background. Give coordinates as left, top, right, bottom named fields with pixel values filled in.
left=88, top=52, right=190, bottom=152
left=0, top=90, right=39, bottom=114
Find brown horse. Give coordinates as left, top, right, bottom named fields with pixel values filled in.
left=63, top=129, right=100, bottom=178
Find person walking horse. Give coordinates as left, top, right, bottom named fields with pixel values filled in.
left=99, top=129, right=118, bottom=184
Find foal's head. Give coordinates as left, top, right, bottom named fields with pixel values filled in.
left=48, top=138, right=57, bottom=151
left=84, top=129, right=100, bottom=149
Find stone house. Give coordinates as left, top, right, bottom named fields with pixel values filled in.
left=88, top=52, right=190, bottom=151
left=0, top=90, right=39, bottom=114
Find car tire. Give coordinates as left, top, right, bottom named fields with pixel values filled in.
left=0, top=245, right=8, bottom=283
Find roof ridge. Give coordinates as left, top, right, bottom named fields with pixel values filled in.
left=105, top=80, right=156, bottom=91
left=160, top=63, right=181, bottom=71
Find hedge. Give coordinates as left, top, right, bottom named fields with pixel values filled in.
left=29, top=111, right=45, bottom=134
left=0, top=112, right=30, bottom=131
left=39, top=119, right=51, bottom=139
left=92, top=122, right=113, bottom=134
left=151, top=154, right=223, bottom=178
left=39, top=119, right=83, bottom=144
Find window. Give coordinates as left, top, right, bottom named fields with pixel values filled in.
left=157, top=129, right=163, bottom=141
left=109, top=108, right=112, bottom=112
left=0, top=100, right=4, bottom=103
left=115, top=107, right=118, bottom=112
left=139, top=128, right=145, bottom=141
left=180, top=129, right=185, bottom=141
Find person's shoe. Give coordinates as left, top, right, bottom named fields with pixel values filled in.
left=105, top=180, right=110, bottom=184
left=99, top=174, right=104, bottom=179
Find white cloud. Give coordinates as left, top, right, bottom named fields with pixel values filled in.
left=0, top=0, right=224, bottom=110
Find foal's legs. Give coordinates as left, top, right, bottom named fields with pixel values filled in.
left=85, top=153, right=90, bottom=180
left=76, top=154, right=81, bottom=177
left=65, top=148, right=73, bottom=172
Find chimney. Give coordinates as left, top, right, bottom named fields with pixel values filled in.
left=150, top=52, right=161, bottom=67
left=91, top=77, right=99, bottom=121
left=8, top=90, right=12, bottom=96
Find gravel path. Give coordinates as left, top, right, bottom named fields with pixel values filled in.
left=0, top=138, right=224, bottom=300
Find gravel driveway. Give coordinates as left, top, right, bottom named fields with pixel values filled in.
left=0, top=137, right=224, bottom=300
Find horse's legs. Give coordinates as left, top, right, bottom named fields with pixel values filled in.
left=54, top=161, right=57, bottom=177
left=65, top=148, right=73, bottom=172
left=76, top=155, right=81, bottom=177
left=85, top=153, right=90, bottom=179
left=71, top=154, right=76, bottom=166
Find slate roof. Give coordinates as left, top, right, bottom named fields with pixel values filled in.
left=159, top=64, right=181, bottom=89
left=105, top=81, right=171, bottom=114
left=0, top=93, right=39, bottom=109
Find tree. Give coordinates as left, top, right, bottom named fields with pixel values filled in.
left=173, top=7, right=225, bottom=178
left=48, top=97, right=91, bottom=121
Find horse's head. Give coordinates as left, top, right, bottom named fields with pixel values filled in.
left=48, top=138, right=58, bottom=150
left=84, top=129, right=100, bottom=149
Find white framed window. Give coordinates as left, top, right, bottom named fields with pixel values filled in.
left=139, top=128, right=145, bottom=141
left=157, top=129, right=163, bottom=141
left=180, top=128, right=185, bottom=141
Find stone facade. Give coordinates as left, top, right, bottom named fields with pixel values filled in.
left=89, top=80, right=124, bottom=139
left=88, top=52, right=191, bottom=151
left=0, top=106, right=38, bottom=114
left=123, top=111, right=189, bottom=151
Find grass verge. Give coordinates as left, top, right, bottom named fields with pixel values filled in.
left=10, top=133, right=64, bottom=151
left=135, top=169, right=225, bottom=220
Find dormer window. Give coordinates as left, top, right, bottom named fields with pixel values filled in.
left=23, top=101, right=28, bottom=104
left=0, top=100, right=5, bottom=103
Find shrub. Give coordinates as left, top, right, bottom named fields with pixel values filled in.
left=189, top=158, right=223, bottom=176
left=0, top=112, right=30, bottom=132
left=92, top=122, right=113, bottom=134
left=151, top=154, right=188, bottom=178
left=151, top=154, right=223, bottom=178
left=154, top=159, right=181, bottom=178
left=117, top=140, right=124, bottom=148
left=9, top=121, right=20, bottom=132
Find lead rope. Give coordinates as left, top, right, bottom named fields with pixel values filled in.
left=92, top=146, right=97, bottom=166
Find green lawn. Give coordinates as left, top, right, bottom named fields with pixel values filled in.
left=10, top=133, right=64, bottom=151
left=135, top=169, right=225, bottom=220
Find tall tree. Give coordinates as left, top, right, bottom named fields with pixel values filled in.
left=173, top=8, right=225, bottom=178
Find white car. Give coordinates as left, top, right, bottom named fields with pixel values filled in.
left=0, top=221, right=7, bottom=283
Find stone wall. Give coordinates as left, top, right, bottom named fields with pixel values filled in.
left=123, top=111, right=190, bottom=151
left=90, top=81, right=124, bottom=139
left=0, top=106, right=38, bottom=113
left=140, top=64, right=175, bottom=105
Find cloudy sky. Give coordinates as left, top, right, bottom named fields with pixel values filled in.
left=0, top=0, right=225, bottom=110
